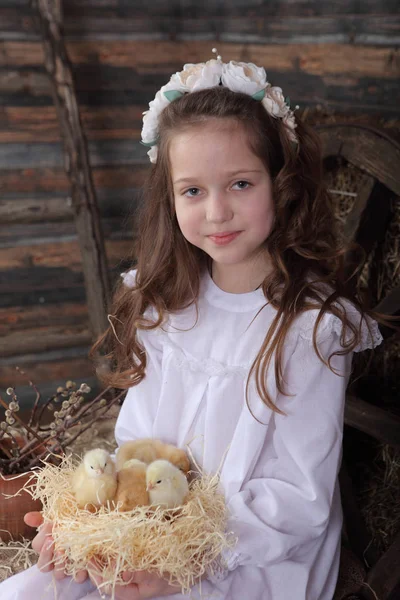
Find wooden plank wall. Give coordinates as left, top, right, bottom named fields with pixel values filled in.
left=0, top=0, right=399, bottom=401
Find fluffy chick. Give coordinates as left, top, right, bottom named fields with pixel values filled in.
left=114, top=459, right=149, bottom=512
left=146, top=459, right=189, bottom=509
left=72, top=448, right=117, bottom=510
left=158, top=442, right=191, bottom=476
left=116, top=439, right=190, bottom=475
left=116, top=439, right=159, bottom=471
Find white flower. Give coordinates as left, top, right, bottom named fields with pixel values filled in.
left=148, top=145, right=158, bottom=163
left=261, top=96, right=281, bottom=117
left=263, top=86, right=290, bottom=119
left=140, top=58, right=298, bottom=162
left=121, top=270, right=136, bottom=288
left=221, top=61, right=267, bottom=96
left=179, top=59, right=223, bottom=91
left=282, top=114, right=298, bottom=143
left=141, top=108, right=159, bottom=144
left=142, top=78, right=183, bottom=143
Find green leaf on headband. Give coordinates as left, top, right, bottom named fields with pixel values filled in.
left=285, top=96, right=291, bottom=107
left=163, top=90, right=185, bottom=102
left=252, top=89, right=266, bottom=101
left=140, top=140, right=157, bottom=147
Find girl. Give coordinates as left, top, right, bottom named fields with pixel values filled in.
left=1, top=54, right=382, bottom=600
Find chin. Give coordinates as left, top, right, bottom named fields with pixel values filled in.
left=207, top=251, right=252, bottom=266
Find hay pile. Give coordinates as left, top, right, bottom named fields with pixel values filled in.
left=320, top=117, right=400, bottom=556
left=23, top=454, right=235, bottom=595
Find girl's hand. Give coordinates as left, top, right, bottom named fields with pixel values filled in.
left=88, top=560, right=181, bottom=598
left=24, top=511, right=88, bottom=583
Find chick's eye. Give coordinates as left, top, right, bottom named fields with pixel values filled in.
left=156, top=480, right=162, bottom=484
left=90, top=465, right=94, bottom=469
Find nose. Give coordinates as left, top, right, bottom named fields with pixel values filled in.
left=206, top=191, right=233, bottom=224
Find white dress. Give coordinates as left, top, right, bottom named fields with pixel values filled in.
left=0, top=270, right=382, bottom=600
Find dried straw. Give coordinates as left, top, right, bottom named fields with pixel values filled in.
left=0, top=537, right=36, bottom=581
left=22, top=454, right=236, bottom=595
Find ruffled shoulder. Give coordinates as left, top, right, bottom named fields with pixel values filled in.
left=120, top=268, right=163, bottom=337
left=120, top=267, right=137, bottom=288
left=293, top=301, right=383, bottom=353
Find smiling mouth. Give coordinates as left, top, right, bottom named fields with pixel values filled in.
left=208, top=231, right=241, bottom=245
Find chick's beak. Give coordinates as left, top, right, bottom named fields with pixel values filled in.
left=95, top=468, right=103, bottom=476
left=146, top=482, right=154, bottom=491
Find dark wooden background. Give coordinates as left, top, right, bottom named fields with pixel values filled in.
left=0, top=0, right=399, bottom=402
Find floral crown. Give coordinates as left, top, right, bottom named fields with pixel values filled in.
left=141, top=49, right=299, bottom=164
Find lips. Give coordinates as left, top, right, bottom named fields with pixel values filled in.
left=208, top=231, right=241, bottom=245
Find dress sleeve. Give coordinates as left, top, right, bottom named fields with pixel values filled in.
left=114, top=270, right=162, bottom=446
left=212, top=313, right=382, bottom=576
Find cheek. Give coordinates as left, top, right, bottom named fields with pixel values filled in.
left=175, top=200, right=201, bottom=239
left=246, top=198, right=275, bottom=235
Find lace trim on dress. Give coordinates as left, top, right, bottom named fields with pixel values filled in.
left=297, top=308, right=383, bottom=353
left=169, top=346, right=249, bottom=378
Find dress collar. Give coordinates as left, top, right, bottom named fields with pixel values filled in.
left=202, top=270, right=268, bottom=313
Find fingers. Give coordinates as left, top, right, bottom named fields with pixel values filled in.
left=74, top=569, right=88, bottom=584
left=126, top=571, right=149, bottom=585
left=24, top=511, right=44, bottom=528
left=121, top=571, right=135, bottom=583
left=32, top=521, right=53, bottom=554
left=53, top=549, right=67, bottom=581
left=29, top=518, right=86, bottom=583
left=87, top=562, right=107, bottom=596
left=88, top=562, right=140, bottom=600
left=36, top=535, right=55, bottom=573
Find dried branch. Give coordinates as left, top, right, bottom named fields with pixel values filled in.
left=1, top=378, right=124, bottom=475
left=0, top=395, right=44, bottom=446
left=13, top=367, right=43, bottom=429
left=0, top=441, right=13, bottom=460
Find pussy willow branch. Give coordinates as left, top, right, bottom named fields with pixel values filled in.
left=8, top=391, right=124, bottom=471
left=35, top=392, right=60, bottom=427
left=0, top=395, right=44, bottom=446
left=32, top=386, right=115, bottom=434
left=0, top=425, right=23, bottom=457
left=0, top=441, right=13, bottom=459
left=23, top=393, right=123, bottom=471
left=13, top=366, right=42, bottom=429
left=63, top=386, right=120, bottom=426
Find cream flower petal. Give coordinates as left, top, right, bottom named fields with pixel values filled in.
left=221, top=61, right=267, bottom=96
left=148, top=145, right=158, bottom=163
left=186, top=60, right=223, bottom=91
left=140, top=58, right=298, bottom=162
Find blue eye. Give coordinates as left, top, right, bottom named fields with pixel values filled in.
left=233, top=180, right=250, bottom=190
left=184, top=187, right=200, bottom=197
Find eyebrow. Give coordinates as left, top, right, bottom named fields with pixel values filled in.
left=173, top=169, right=263, bottom=185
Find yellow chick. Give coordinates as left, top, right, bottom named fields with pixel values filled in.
left=116, top=439, right=191, bottom=475
left=71, top=448, right=117, bottom=511
left=114, top=458, right=149, bottom=512
left=159, top=442, right=191, bottom=475
left=146, top=459, right=189, bottom=509
left=116, top=439, right=158, bottom=470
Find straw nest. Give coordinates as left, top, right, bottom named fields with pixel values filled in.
left=23, top=454, right=236, bottom=595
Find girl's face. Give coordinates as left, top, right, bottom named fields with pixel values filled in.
left=170, top=119, right=274, bottom=291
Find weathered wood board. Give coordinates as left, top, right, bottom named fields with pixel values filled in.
left=0, top=1, right=398, bottom=393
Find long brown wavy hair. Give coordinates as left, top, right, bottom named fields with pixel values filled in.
left=92, top=86, right=380, bottom=413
